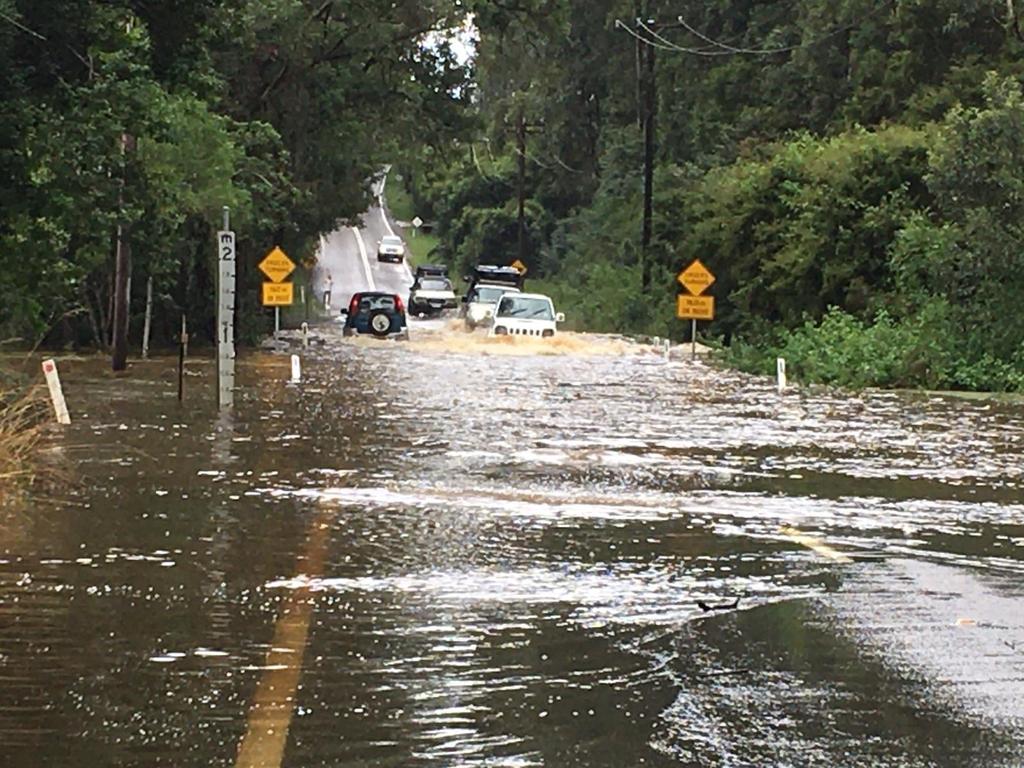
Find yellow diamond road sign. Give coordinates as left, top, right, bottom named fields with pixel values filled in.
left=511, top=259, right=528, bottom=275
left=259, top=246, right=296, bottom=283
left=677, top=294, right=714, bottom=320
left=262, top=282, right=294, bottom=306
left=678, top=259, right=715, bottom=296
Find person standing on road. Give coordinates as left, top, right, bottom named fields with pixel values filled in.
left=323, top=272, right=333, bottom=311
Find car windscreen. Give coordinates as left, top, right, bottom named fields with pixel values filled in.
left=356, top=295, right=396, bottom=312
left=495, top=296, right=554, bottom=321
left=382, top=236, right=402, bottom=246
left=417, top=278, right=451, bottom=291
left=473, top=286, right=510, bottom=303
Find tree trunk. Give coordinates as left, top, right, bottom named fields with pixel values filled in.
left=111, top=223, right=131, bottom=371
left=111, top=132, right=133, bottom=371
left=1008, top=0, right=1023, bottom=40
left=142, top=275, right=153, bottom=359
left=83, top=285, right=104, bottom=351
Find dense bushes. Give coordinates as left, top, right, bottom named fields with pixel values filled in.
left=408, top=1, right=1024, bottom=392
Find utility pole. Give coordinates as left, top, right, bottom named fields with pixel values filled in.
left=639, top=15, right=657, bottom=294
left=516, top=108, right=527, bottom=267
left=510, top=105, right=543, bottom=268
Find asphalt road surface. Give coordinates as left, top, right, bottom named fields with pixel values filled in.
left=2, top=198, right=1024, bottom=768
left=316, top=179, right=414, bottom=311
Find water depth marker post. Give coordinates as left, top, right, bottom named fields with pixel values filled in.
left=218, top=207, right=237, bottom=408
left=676, top=259, right=716, bottom=360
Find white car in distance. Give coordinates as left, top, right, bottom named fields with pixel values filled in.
left=488, top=292, right=565, bottom=338
left=463, top=284, right=520, bottom=330
left=376, top=234, right=405, bottom=263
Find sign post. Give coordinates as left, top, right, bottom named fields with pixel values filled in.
left=676, top=259, right=716, bottom=361
left=217, top=207, right=236, bottom=408
left=259, top=246, right=296, bottom=341
left=411, top=215, right=423, bottom=237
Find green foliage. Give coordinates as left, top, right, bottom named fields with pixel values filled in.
left=0, top=0, right=474, bottom=347
left=413, top=2, right=1024, bottom=391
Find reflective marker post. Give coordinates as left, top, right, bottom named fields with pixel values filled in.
left=217, top=207, right=236, bottom=409
left=41, top=359, right=71, bottom=425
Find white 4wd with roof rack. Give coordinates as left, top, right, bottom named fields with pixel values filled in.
left=487, top=292, right=565, bottom=338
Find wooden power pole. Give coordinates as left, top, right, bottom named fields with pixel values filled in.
left=516, top=109, right=528, bottom=267
left=639, top=17, right=657, bottom=294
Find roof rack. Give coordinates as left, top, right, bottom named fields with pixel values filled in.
left=464, top=264, right=525, bottom=290
left=415, top=264, right=449, bottom=279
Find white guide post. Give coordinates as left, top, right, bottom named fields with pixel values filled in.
left=777, top=358, right=787, bottom=393
left=290, top=354, right=301, bottom=384
left=217, top=207, right=236, bottom=408
left=41, top=359, right=71, bottom=425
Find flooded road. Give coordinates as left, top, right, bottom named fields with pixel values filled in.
left=2, top=326, right=1024, bottom=767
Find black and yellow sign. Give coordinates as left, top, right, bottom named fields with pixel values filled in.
left=259, top=246, right=296, bottom=283
left=677, top=294, right=714, bottom=320
left=511, top=259, right=528, bottom=275
left=677, top=259, right=715, bottom=296
left=262, top=282, right=294, bottom=306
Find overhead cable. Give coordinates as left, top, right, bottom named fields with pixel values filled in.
left=675, top=16, right=816, bottom=56
left=614, top=18, right=727, bottom=55
left=635, top=19, right=731, bottom=56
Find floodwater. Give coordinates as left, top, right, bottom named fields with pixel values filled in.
left=2, top=324, right=1024, bottom=767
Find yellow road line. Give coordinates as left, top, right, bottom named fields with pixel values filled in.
left=234, top=512, right=331, bottom=768
left=781, top=525, right=852, bottom=563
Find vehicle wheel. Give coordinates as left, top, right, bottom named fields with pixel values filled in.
left=369, top=311, right=393, bottom=337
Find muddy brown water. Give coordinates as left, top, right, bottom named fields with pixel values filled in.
left=2, top=328, right=1023, bottom=767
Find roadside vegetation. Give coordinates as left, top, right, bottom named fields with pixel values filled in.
left=0, top=1, right=473, bottom=351
left=0, top=374, right=49, bottom=505
left=5, top=1, right=1024, bottom=391
left=398, top=1, right=1024, bottom=392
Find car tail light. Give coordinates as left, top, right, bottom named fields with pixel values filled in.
left=394, top=294, right=405, bottom=314
left=349, top=296, right=359, bottom=316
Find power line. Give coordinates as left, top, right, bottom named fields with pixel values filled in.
left=675, top=15, right=827, bottom=56
left=619, top=10, right=883, bottom=58
left=635, top=19, right=730, bottom=56
left=615, top=18, right=726, bottom=56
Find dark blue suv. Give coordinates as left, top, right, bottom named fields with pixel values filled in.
left=341, top=292, right=409, bottom=340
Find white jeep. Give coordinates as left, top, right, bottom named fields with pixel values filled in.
left=487, top=292, right=565, bottom=338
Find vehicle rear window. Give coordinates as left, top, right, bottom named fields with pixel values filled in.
left=357, top=295, right=396, bottom=312
left=418, top=278, right=451, bottom=291
left=474, top=287, right=509, bottom=303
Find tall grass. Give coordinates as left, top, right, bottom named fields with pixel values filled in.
left=0, top=381, right=49, bottom=503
